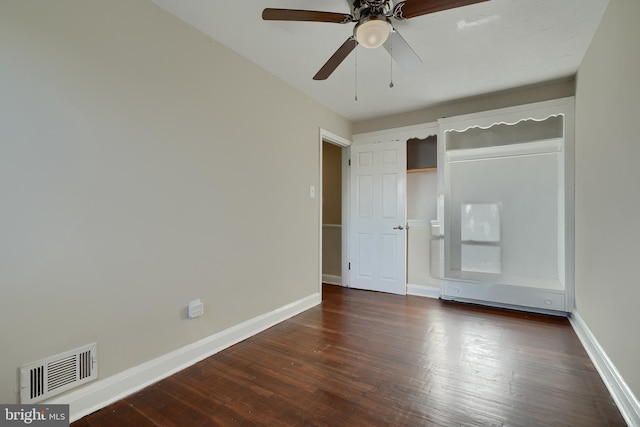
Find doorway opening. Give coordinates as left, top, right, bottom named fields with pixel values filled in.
left=319, top=129, right=350, bottom=292
left=322, top=141, right=343, bottom=285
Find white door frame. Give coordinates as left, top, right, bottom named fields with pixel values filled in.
left=319, top=128, right=351, bottom=293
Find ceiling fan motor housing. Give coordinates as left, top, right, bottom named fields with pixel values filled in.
left=363, top=0, right=390, bottom=7
left=351, top=0, right=394, bottom=20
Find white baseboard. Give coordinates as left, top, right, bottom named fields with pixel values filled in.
left=48, top=293, right=321, bottom=423
left=570, top=310, right=640, bottom=426
left=322, top=274, right=342, bottom=286
left=406, top=283, right=440, bottom=299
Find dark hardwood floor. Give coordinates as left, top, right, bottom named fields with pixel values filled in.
left=73, top=284, right=626, bottom=426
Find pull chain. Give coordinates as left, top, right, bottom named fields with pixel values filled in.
left=354, top=44, right=358, bottom=101
left=389, top=32, right=394, bottom=88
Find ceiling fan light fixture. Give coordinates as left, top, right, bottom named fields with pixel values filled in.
left=354, top=16, right=392, bottom=49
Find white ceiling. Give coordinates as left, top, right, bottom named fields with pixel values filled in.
left=150, top=0, right=609, bottom=122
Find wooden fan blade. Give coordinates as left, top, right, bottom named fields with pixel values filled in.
left=313, top=37, right=358, bottom=80
left=262, top=8, right=352, bottom=24
left=383, top=29, right=422, bottom=72
left=395, top=0, right=489, bottom=19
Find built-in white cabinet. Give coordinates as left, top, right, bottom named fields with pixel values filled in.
left=438, top=98, right=575, bottom=314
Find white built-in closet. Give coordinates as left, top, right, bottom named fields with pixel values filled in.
left=438, top=97, right=574, bottom=313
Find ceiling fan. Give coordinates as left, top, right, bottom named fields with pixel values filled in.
left=262, top=0, right=489, bottom=80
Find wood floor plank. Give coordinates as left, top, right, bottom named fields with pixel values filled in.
left=73, top=285, right=626, bottom=426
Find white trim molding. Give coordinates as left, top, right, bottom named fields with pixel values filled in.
left=48, top=293, right=321, bottom=422
left=407, top=284, right=440, bottom=299
left=322, top=274, right=342, bottom=286
left=570, top=310, right=640, bottom=426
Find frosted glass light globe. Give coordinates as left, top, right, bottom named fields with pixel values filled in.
left=355, top=17, right=392, bottom=49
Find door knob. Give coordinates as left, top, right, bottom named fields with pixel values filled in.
left=393, top=225, right=405, bottom=230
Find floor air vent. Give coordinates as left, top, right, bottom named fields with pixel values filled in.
left=19, top=342, right=98, bottom=404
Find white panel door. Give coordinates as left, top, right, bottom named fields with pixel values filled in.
left=349, top=140, right=406, bottom=294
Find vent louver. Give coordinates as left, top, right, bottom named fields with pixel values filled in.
left=20, top=343, right=98, bottom=404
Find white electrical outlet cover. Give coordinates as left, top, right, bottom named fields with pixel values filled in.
left=188, top=299, right=203, bottom=318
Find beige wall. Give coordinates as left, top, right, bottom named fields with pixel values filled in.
left=0, top=0, right=351, bottom=404
left=575, top=0, right=640, bottom=398
left=354, top=79, right=575, bottom=134
left=322, top=227, right=342, bottom=278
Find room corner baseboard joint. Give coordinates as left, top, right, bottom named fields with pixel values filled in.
left=570, top=310, right=640, bottom=427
